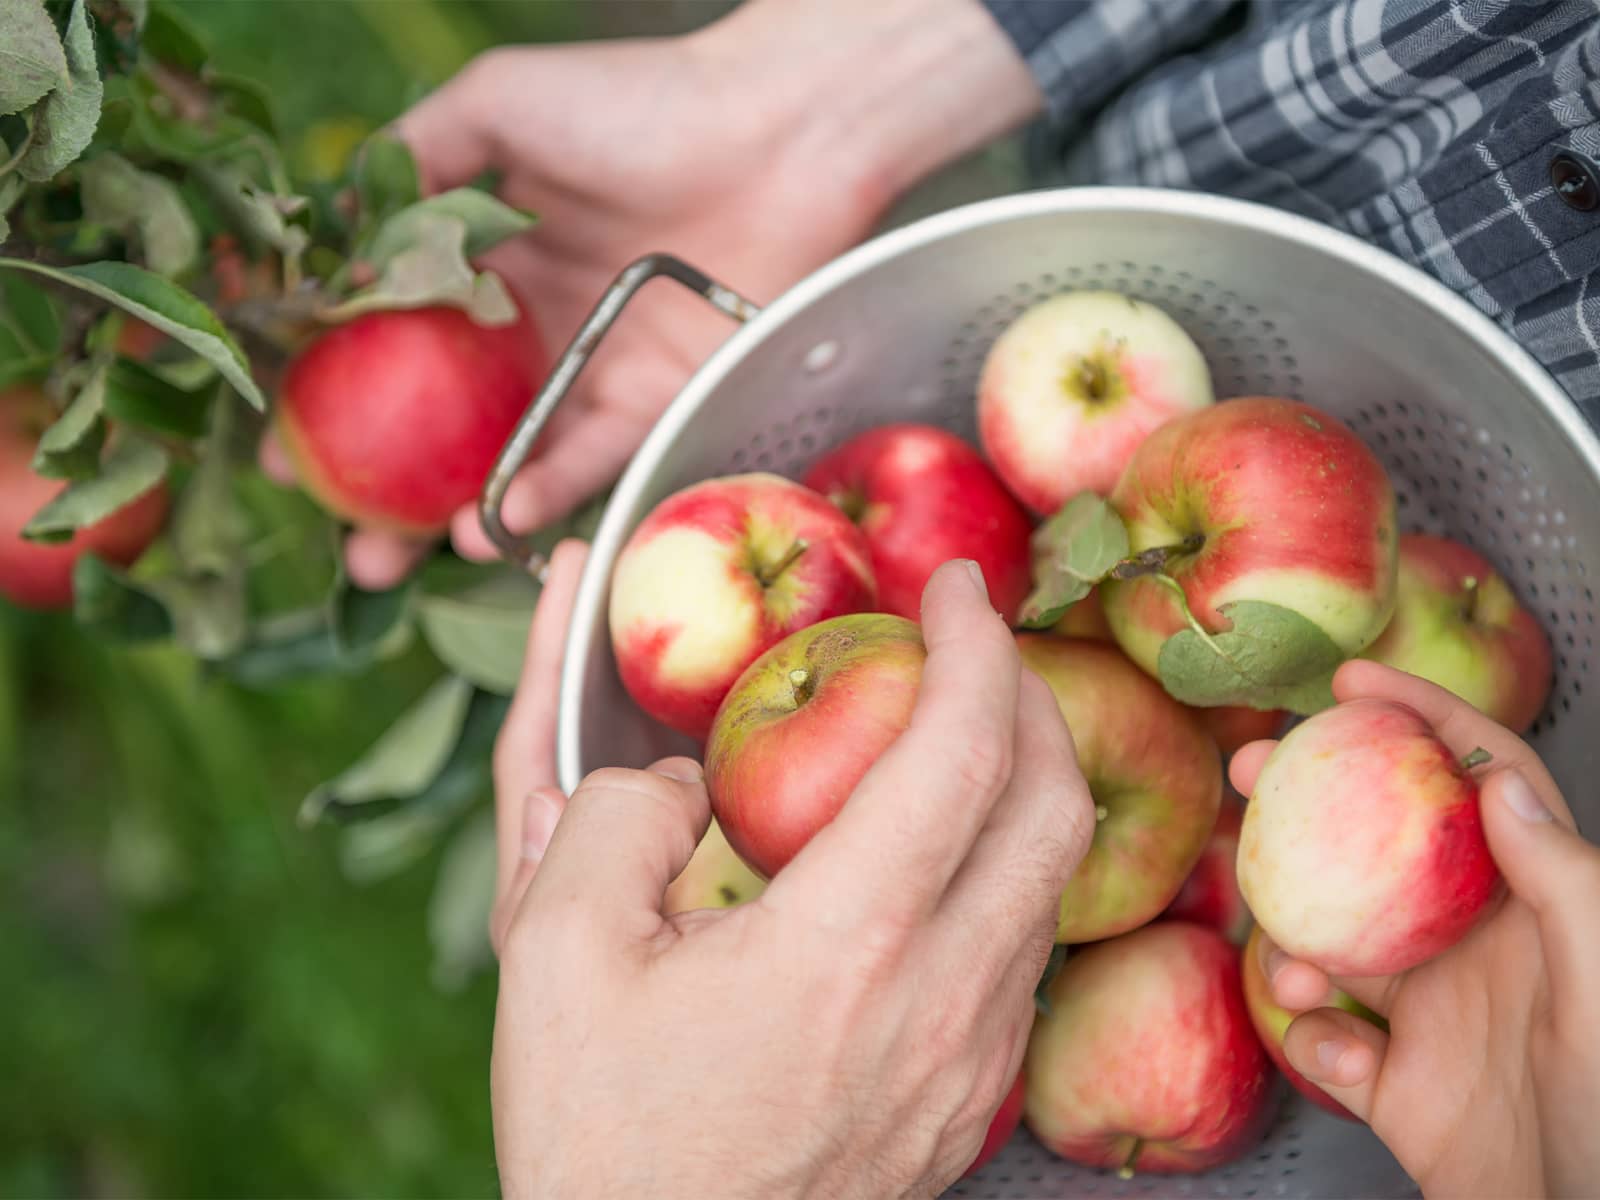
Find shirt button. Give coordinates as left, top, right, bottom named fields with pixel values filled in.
left=1551, top=151, right=1600, bottom=212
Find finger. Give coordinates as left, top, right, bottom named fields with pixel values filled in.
left=493, top=538, right=589, bottom=921
left=490, top=787, right=564, bottom=957
left=937, top=670, right=1095, bottom=966
left=392, top=52, right=514, bottom=193
left=519, top=758, right=711, bottom=948
left=258, top=428, right=298, bottom=486
left=1257, top=929, right=1396, bottom=1018
left=1281, top=1006, right=1390, bottom=1124
left=343, top=528, right=433, bottom=592
left=450, top=409, right=646, bottom=562
left=764, top=560, right=1021, bottom=925
left=1479, top=767, right=1600, bottom=1016
left=1228, top=738, right=1277, bottom=797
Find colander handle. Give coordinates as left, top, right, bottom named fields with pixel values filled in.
left=478, top=253, right=760, bottom=578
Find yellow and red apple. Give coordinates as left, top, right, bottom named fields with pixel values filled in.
left=610, top=474, right=877, bottom=742
left=1161, top=789, right=1250, bottom=945
left=662, top=817, right=768, bottom=916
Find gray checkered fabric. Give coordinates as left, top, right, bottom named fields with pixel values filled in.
left=982, top=0, right=1600, bottom=430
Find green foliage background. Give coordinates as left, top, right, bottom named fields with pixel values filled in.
left=0, top=3, right=593, bottom=1195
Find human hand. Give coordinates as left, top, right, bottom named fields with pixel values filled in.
left=489, top=560, right=1093, bottom=1198
left=1233, top=660, right=1600, bottom=1199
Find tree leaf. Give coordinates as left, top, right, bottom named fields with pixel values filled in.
left=1019, top=492, right=1130, bottom=628
left=19, top=0, right=103, bottom=182
left=194, top=162, right=307, bottom=257
left=0, top=0, right=67, bottom=117
left=354, top=132, right=420, bottom=226
left=213, top=608, right=381, bottom=689
left=148, top=570, right=247, bottom=660
left=23, top=432, right=167, bottom=543
left=427, top=808, right=496, bottom=992
left=322, top=213, right=516, bottom=326
left=368, top=188, right=536, bottom=263
left=31, top=361, right=106, bottom=479
left=77, top=152, right=201, bottom=277
left=139, top=2, right=206, bottom=71
left=0, top=269, right=61, bottom=355
left=0, top=352, right=50, bottom=388
left=207, top=70, right=276, bottom=138
left=1156, top=599, right=1345, bottom=715
left=104, top=356, right=212, bottom=437
left=73, top=552, right=174, bottom=641
left=300, top=674, right=474, bottom=826
left=0, top=258, right=264, bottom=408
left=417, top=568, right=537, bottom=694
left=0, top=173, right=23, bottom=243
left=333, top=576, right=414, bottom=658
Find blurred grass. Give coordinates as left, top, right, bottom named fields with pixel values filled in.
left=0, top=1, right=617, bottom=1194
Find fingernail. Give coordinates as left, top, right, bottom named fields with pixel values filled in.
left=650, top=758, right=703, bottom=784
left=960, top=559, right=989, bottom=599
left=1499, top=770, right=1552, bottom=823
left=1315, top=1040, right=1346, bottom=1078
left=522, top=788, right=563, bottom=861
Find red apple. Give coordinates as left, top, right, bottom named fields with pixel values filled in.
left=610, top=474, right=877, bottom=742
left=1102, top=397, right=1398, bottom=712
left=964, top=1071, right=1025, bottom=1177
left=1196, top=705, right=1288, bottom=759
left=802, top=423, right=1032, bottom=622
left=978, top=291, right=1213, bottom=513
left=276, top=304, right=547, bottom=533
left=1240, top=924, right=1382, bottom=1121
left=1015, top=635, right=1221, bottom=943
left=1161, top=790, right=1250, bottom=945
left=0, top=387, right=169, bottom=611
left=1362, top=533, right=1552, bottom=733
left=1051, top=588, right=1113, bottom=640
left=1238, top=698, right=1499, bottom=976
left=662, top=817, right=768, bottom=915
left=1025, top=922, right=1275, bottom=1175
left=705, top=613, right=921, bottom=878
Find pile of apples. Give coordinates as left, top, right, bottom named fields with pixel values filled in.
left=610, top=290, right=1554, bottom=1178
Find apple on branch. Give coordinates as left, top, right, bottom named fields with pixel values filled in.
left=609, top=474, right=877, bottom=743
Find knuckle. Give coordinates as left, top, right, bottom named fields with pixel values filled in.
left=950, top=726, right=1014, bottom=797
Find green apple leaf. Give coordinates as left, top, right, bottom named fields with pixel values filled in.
left=322, top=212, right=516, bottom=326
left=78, top=152, right=201, bottom=277
left=194, top=162, right=307, bottom=258
left=1019, top=492, right=1129, bottom=629
left=18, top=0, right=102, bottom=182
left=138, top=2, right=207, bottom=71
left=22, top=432, right=167, bottom=543
left=32, top=362, right=107, bottom=479
left=0, top=270, right=62, bottom=355
left=354, top=132, right=421, bottom=227
left=368, top=188, right=536, bottom=263
left=1156, top=599, right=1344, bottom=715
left=148, top=570, right=247, bottom=660
left=333, top=576, right=415, bottom=659
left=0, top=0, right=67, bottom=117
left=104, top=357, right=214, bottom=438
left=0, top=258, right=265, bottom=408
left=214, top=608, right=381, bottom=688
left=427, top=809, right=496, bottom=991
left=416, top=567, right=538, bottom=695
left=72, top=553, right=174, bottom=641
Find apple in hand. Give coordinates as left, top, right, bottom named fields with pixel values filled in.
left=964, top=1071, right=1025, bottom=1178
left=706, top=613, right=922, bottom=878
left=1102, top=397, right=1398, bottom=713
left=276, top=304, right=547, bottom=534
left=610, top=473, right=877, bottom=741
left=1362, top=533, right=1552, bottom=733
left=1240, top=924, right=1383, bottom=1120
left=978, top=291, right=1213, bottom=513
left=802, top=423, right=1032, bottom=622
left=662, top=817, right=768, bottom=915
left=1016, top=635, right=1221, bottom=942
left=0, top=387, right=170, bottom=611
left=1026, top=922, right=1275, bottom=1175
left=1160, top=790, right=1250, bottom=944
left=1238, top=697, right=1499, bottom=976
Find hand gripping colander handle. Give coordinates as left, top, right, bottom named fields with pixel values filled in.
left=478, top=253, right=761, bottom=578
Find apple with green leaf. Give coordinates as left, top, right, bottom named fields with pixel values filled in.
left=1016, top=634, right=1221, bottom=943
left=1240, top=924, right=1384, bottom=1120
left=705, top=612, right=921, bottom=878
left=610, top=474, right=877, bottom=742
left=978, top=291, right=1214, bottom=513
left=1025, top=922, right=1275, bottom=1176
left=1098, top=396, right=1398, bottom=713
left=1362, top=533, right=1552, bottom=733
left=663, top=817, right=768, bottom=915
left=1238, top=697, right=1499, bottom=976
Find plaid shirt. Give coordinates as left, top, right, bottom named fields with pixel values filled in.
left=982, top=0, right=1600, bottom=429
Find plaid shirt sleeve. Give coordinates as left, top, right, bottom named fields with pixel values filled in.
left=982, top=0, right=1600, bottom=428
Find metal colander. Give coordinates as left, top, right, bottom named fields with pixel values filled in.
left=480, top=187, right=1600, bottom=1200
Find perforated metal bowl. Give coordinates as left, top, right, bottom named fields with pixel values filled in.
left=482, top=187, right=1600, bottom=1199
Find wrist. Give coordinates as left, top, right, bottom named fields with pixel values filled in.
left=688, top=0, right=1042, bottom=218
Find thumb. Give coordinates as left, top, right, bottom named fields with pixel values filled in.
left=522, top=757, right=712, bottom=949
left=1480, top=767, right=1600, bottom=1013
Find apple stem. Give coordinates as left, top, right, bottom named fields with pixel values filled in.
left=1460, top=747, right=1493, bottom=770
left=1117, top=1138, right=1143, bottom=1181
left=1079, top=357, right=1109, bottom=402
left=758, top=539, right=809, bottom=587
left=1460, top=575, right=1480, bottom=622
left=1107, top=533, right=1206, bottom=580
left=788, top=667, right=814, bottom=707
